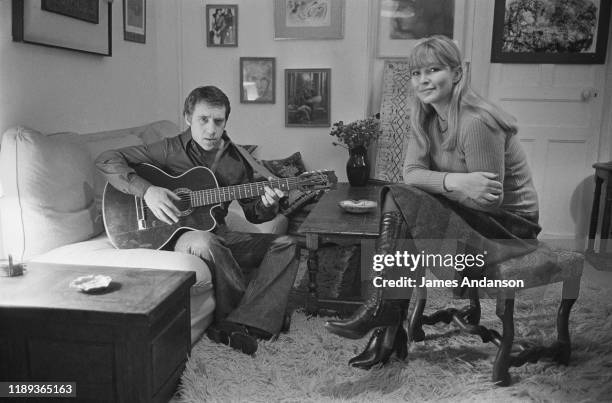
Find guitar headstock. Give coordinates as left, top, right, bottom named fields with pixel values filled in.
left=296, top=170, right=337, bottom=191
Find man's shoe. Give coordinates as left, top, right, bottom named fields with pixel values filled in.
left=206, top=322, right=258, bottom=355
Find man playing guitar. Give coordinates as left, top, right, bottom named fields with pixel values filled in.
left=96, top=86, right=298, bottom=355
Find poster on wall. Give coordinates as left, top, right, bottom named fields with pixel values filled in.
left=41, top=0, right=99, bottom=24
left=285, top=68, right=331, bottom=127
left=124, top=0, right=146, bottom=43
left=274, top=0, right=345, bottom=39
left=491, top=0, right=611, bottom=63
left=12, top=0, right=112, bottom=56
left=377, top=0, right=466, bottom=58
left=240, top=57, right=276, bottom=104
left=206, top=4, right=238, bottom=47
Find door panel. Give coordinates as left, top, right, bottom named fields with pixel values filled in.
left=488, top=64, right=604, bottom=240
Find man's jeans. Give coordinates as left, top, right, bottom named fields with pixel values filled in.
left=173, top=225, right=299, bottom=335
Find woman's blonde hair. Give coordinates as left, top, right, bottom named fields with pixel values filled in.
left=407, top=35, right=517, bottom=150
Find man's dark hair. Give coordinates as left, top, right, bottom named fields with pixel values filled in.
left=183, top=86, right=231, bottom=120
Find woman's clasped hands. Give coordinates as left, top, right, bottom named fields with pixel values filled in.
left=444, top=171, right=503, bottom=208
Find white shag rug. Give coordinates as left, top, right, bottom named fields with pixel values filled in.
left=175, top=281, right=612, bottom=403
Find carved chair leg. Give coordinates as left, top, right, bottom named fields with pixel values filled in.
left=556, top=276, right=580, bottom=365
left=493, top=292, right=515, bottom=386
left=466, top=287, right=481, bottom=325
left=408, top=286, right=427, bottom=342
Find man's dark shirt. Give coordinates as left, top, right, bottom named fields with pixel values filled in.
left=95, top=128, right=276, bottom=225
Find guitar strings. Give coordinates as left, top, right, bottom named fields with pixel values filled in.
left=139, top=176, right=322, bottom=210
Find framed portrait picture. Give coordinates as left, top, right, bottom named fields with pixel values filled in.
left=124, top=0, right=146, bottom=43
left=205, top=4, right=238, bottom=47
left=377, top=0, right=466, bottom=58
left=274, top=0, right=344, bottom=40
left=12, top=0, right=112, bottom=56
left=285, top=68, right=331, bottom=127
left=491, top=0, right=611, bottom=64
left=240, top=58, right=275, bottom=104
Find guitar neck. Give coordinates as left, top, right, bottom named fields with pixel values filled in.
left=191, top=178, right=297, bottom=207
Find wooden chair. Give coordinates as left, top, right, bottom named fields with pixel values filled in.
left=407, top=242, right=584, bottom=386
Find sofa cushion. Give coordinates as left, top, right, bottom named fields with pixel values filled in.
left=0, top=127, right=103, bottom=260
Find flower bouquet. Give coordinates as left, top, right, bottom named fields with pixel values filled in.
left=330, top=114, right=381, bottom=150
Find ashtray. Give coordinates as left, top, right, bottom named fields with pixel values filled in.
left=338, top=199, right=378, bottom=214
left=69, top=274, right=112, bottom=293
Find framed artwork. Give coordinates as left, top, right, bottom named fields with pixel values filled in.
left=11, top=0, right=112, bottom=56
left=491, top=0, right=611, bottom=64
left=377, top=0, right=466, bottom=58
left=274, top=0, right=344, bottom=40
left=285, top=68, right=331, bottom=127
left=124, top=0, right=146, bottom=43
left=205, top=4, right=238, bottom=47
left=41, top=0, right=99, bottom=24
left=240, top=58, right=275, bottom=104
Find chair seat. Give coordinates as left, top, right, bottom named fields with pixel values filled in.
left=410, top=242, right=584, bottom=386
left=487, top=242, right=583, bottom=290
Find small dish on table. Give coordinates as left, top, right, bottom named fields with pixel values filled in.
left=69, top=274, right=113, bottom=293
left=338, top=199, right=378, bottom=214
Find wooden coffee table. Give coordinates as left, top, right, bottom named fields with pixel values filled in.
left=298, top=182, right=382, bottom=315
left=0, top=262, right=194, bottom=403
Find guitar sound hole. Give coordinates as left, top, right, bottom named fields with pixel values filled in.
left=174, top=188, right=193, bottom=217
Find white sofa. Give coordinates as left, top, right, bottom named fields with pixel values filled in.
left=0, top=121, right=288, bottom=345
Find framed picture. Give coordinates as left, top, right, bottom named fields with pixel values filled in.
left=12, top=0, right=112, bottom=56
left=205, top=4, right=238, bottom=47
left=274, top=0, right=344, bottom=40
left=491, top=0, right=611, bottom=64
left=377, top=0, right=466, bottom=58
left=285, top=68, right=331, bottom=127
left=124, top=0, right=146, bottom=43
left=240, top=58, right=275, bottom=104
left=41, top=0, right=99, bottom=24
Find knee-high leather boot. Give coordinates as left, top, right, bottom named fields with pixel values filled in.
left=325, top=211, right=407, bottom=339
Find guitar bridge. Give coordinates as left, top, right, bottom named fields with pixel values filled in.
left=135, top=196, right=148, bottom=230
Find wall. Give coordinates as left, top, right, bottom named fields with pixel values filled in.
left=178, top=0, right=372, bottom=177
left=0, top=0, right=181, bottom=257
left=0, top=1, right=180, bottom=135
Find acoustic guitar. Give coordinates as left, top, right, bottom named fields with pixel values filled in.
left=102, top=163, right=337, bottom=249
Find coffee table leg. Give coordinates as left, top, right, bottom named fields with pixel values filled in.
left=306, top=234, right=319, bottom=315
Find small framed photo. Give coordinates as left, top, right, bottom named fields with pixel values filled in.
left=274, top=0, right=344, bottom=40
left=285, top=68, right=331, bottom=127
left=240, top=57, right=275, bottom=104
left=124, top=0, right=146, bottom=43
left=491, top=0, right=611, bottom=64
left=206, top=4, right=238, bottom=47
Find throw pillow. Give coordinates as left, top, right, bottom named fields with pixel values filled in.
left=258, top=152, right=320, bottom=217
left=0, top=126, right=103, bottom=260
left=260, top=152, right=306, bottom=178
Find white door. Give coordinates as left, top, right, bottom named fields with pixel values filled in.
left=488, top=64, right=604, bottom=242
left=468, top=2, right=607, bottom=244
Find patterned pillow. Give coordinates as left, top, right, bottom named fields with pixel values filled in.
left=260, top=152, right=306, bottom=178
left=258, top=152, right=320, bottom=217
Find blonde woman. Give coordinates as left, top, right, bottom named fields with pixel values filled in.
left=325, top=35, right=540, bottom=369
